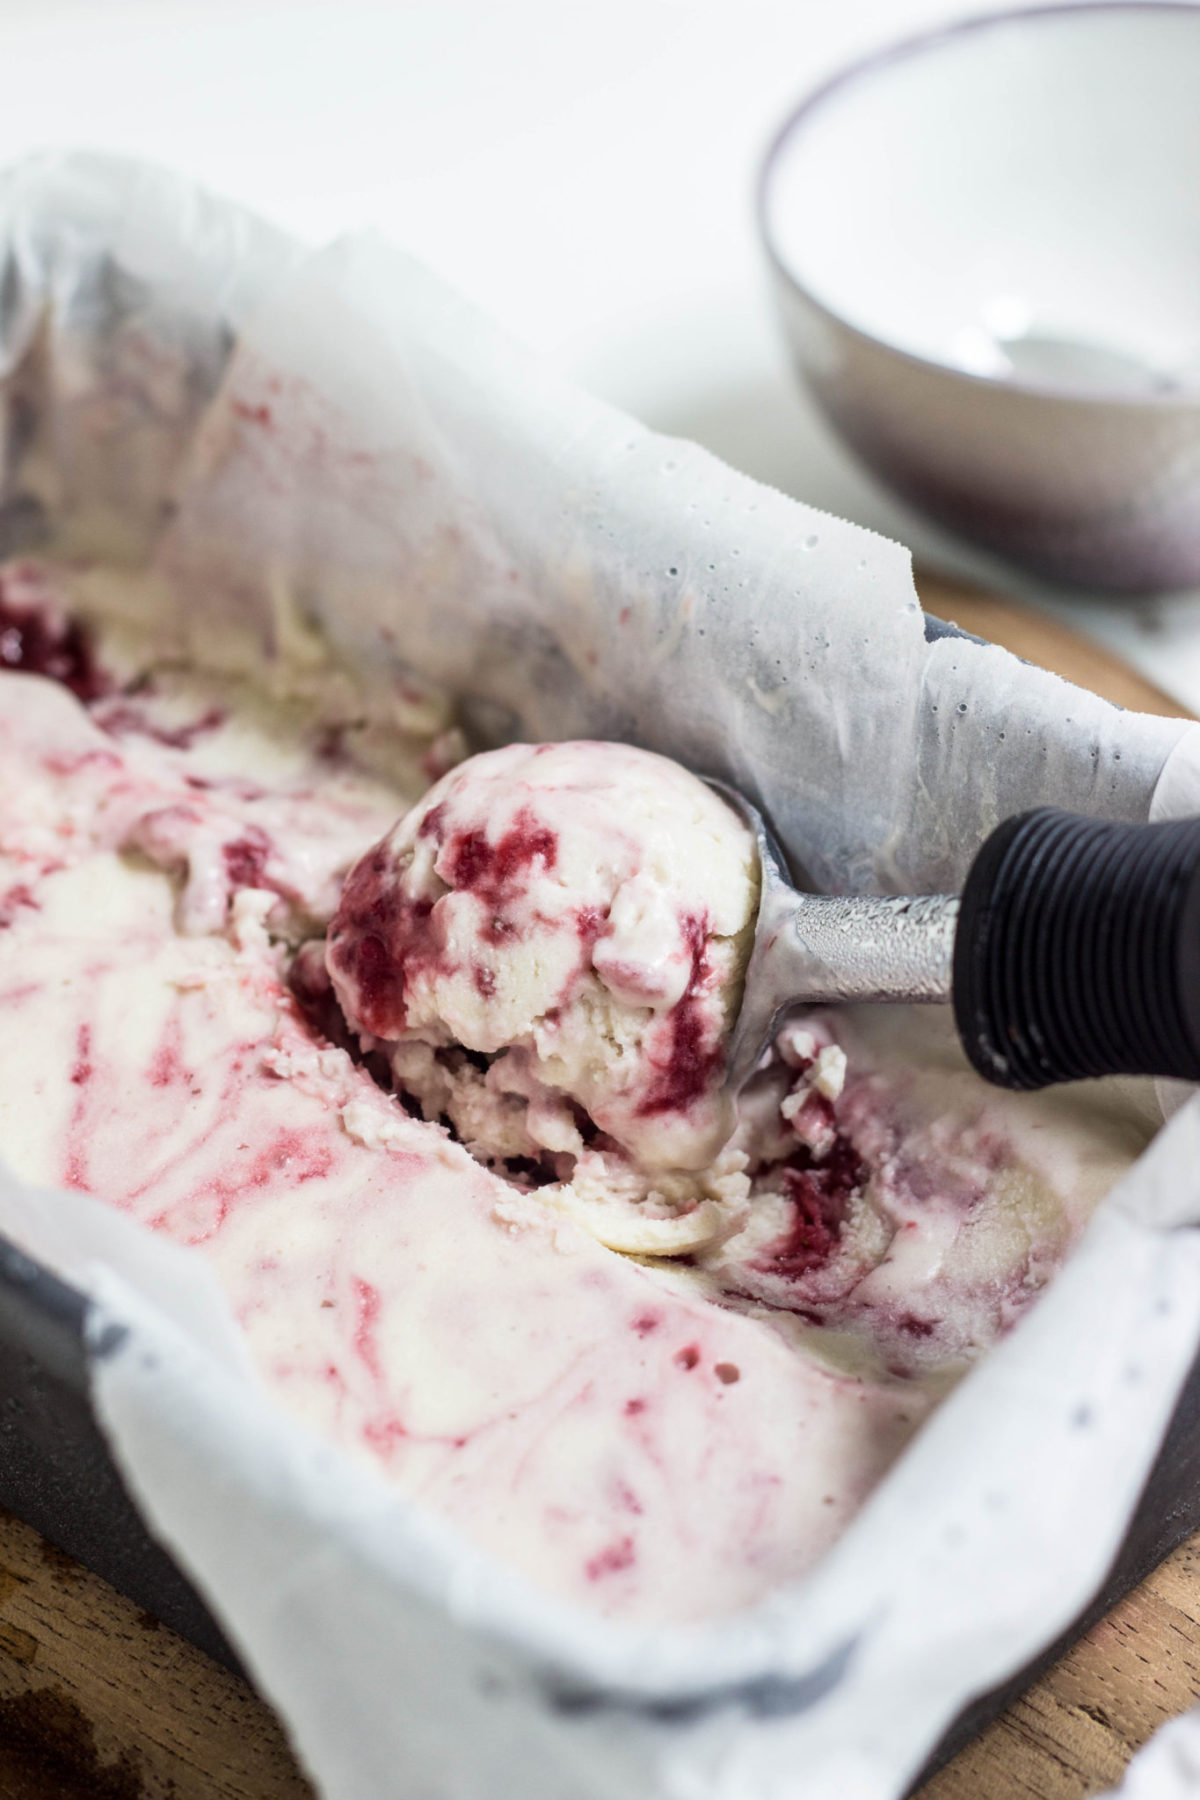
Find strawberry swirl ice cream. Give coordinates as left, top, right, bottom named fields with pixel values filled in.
left=326, top=741, right=761, bottom=1253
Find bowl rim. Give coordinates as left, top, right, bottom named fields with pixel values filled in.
left=756, top=0, right=1200, bottom=413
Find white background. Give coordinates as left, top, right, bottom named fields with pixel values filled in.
left=3, top=0, right=1199, bottom=701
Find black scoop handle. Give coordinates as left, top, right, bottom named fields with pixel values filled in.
left=953, top=808, right=1200, bottom=1091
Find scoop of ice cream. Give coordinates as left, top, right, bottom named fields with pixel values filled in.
left=326, top=741, right=759, bottom=1199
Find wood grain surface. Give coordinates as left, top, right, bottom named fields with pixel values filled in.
left=0, top=573, right=1192, bottom=1800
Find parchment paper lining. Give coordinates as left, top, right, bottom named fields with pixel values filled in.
left=0, top=151, right=1197, bottom=1800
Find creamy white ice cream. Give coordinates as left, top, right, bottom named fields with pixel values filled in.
left=326, top=740, right=760, bottom=1252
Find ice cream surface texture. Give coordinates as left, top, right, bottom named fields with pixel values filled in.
left=0, top=561, right=1156, bottom=1626
left=326, top=741, right=759, bottom=1254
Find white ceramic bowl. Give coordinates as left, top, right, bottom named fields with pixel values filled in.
left=759, top=3, right=1200, bottom=594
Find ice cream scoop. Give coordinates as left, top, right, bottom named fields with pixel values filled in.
left=719, top=786, right=1200, bottom=1093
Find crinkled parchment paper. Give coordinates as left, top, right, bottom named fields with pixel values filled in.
left=2, top=151, right=1200, bottom=1800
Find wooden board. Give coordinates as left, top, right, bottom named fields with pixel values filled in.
left=0, top=1505, right=312, bottom=1799
left=0, top=574, right=1191, bottom=1800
